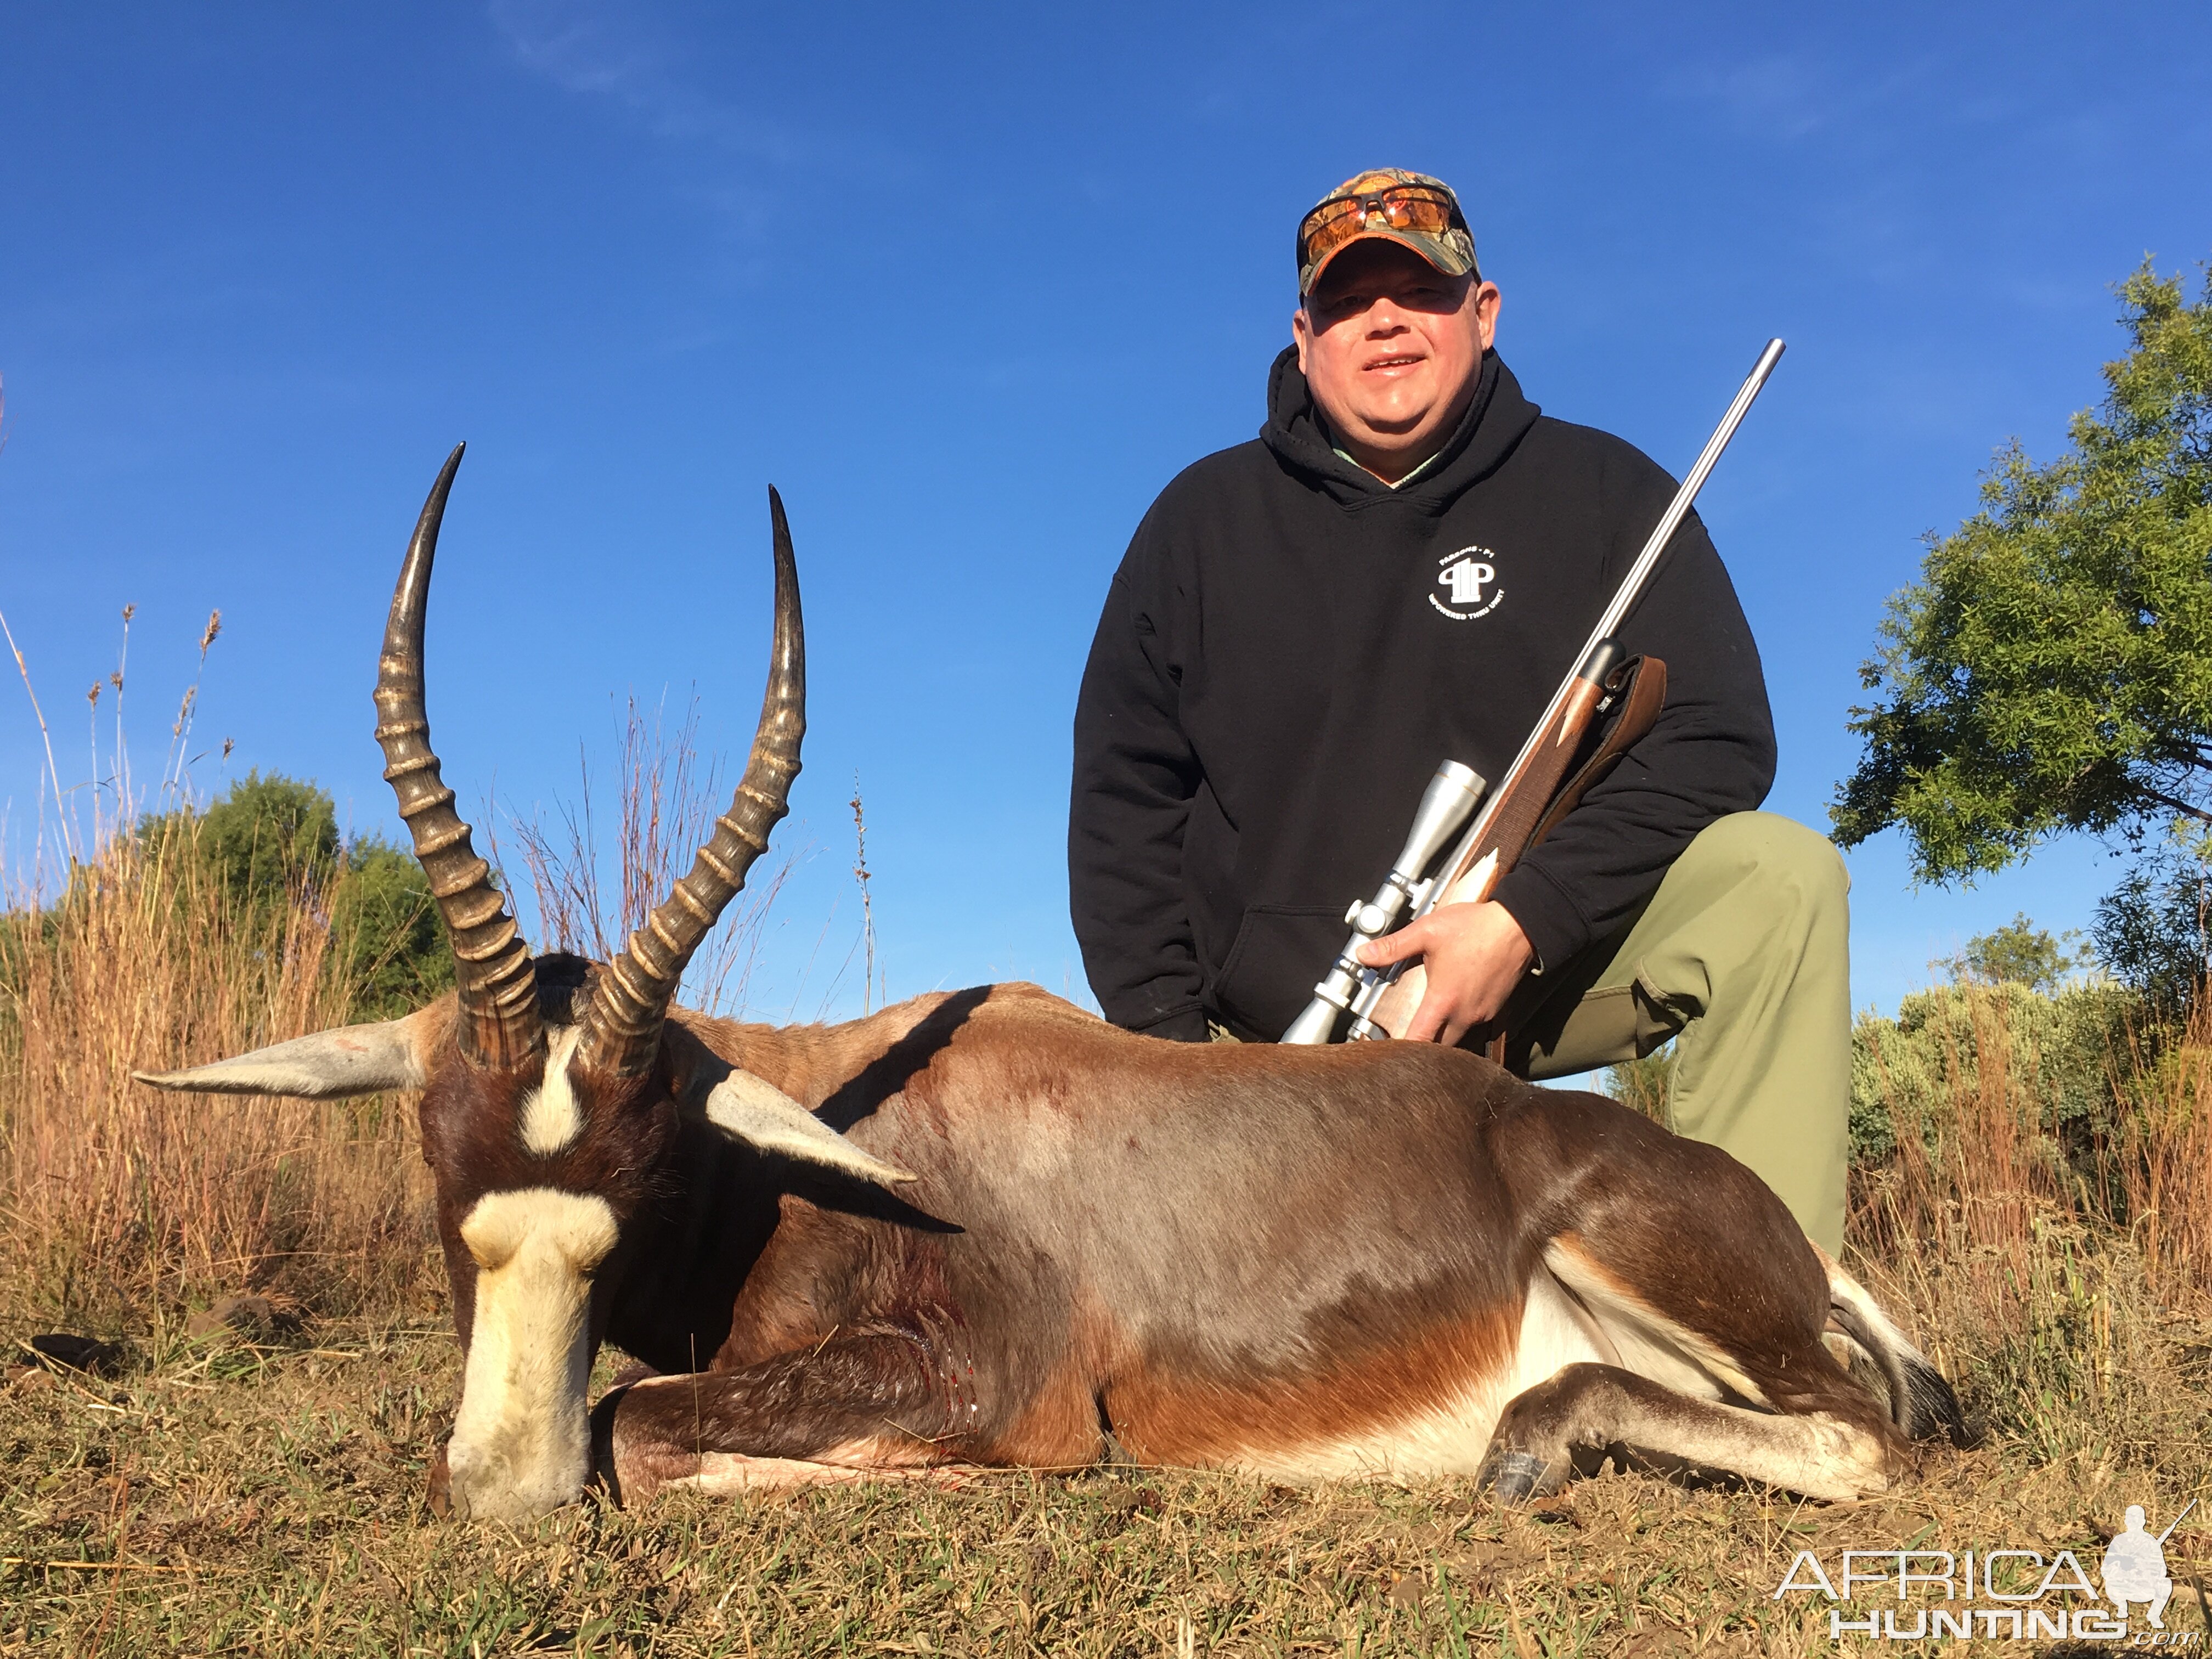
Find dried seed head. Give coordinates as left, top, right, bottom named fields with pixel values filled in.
left=222, top=737, right=235, bottom=761
left=121, top=603, right=137, bottom=624
left=88, top=682, right=100, bottom=708
left=200, top=610, right=222, bottom=652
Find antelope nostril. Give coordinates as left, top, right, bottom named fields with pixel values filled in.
left=439, top=1428, right=592, bottom=1522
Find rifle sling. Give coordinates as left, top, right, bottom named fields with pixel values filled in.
left=1527, top=654, right=1668, bottom=853
left=1481, top=653, right=1667, bottom=1065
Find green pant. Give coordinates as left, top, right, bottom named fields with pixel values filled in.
left=1500, top=811, right=1851, bottom=1252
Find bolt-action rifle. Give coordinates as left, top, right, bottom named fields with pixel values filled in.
left=1281, top=338, right=1787, bottom=1048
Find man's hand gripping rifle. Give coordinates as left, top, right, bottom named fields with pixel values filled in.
left=1282, top=338, right=1787, bottom=1047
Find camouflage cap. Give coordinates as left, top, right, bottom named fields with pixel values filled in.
left=1297, top=168, right=1479, bottom=299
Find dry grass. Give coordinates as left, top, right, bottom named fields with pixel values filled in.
left=1, top=1321, right=2206, bottom=1656
left=0, top=823, right=438, bottom=1334
left=506, top=692, right=794, bottom=1020
left=2120, top=1037, right=2212, bottom=1302
left=1843, top=989, right=2212, bottom=1478
left=4, top=891, right=2209, bottom=1657
left=4, top=625, right=2212, bottom=1650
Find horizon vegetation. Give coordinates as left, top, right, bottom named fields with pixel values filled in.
left=3, top=262, right=2211, bottom=1652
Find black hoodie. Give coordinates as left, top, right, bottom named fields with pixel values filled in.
left=1069, top=348, right=1775, bottom=1042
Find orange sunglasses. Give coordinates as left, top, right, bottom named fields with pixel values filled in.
left=1297, top=183, right=1466, bottom=276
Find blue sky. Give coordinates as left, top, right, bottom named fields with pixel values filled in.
left=3, top=2, right=2209, bottom=1025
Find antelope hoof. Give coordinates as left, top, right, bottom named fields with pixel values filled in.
left=1476, top=1448, right=1557, bottom=1505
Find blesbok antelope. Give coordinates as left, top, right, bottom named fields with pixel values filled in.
left=138, top=449, right=1966, bottom=1523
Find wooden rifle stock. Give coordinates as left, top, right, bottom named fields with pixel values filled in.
left=1361, top=649, right=1667, bottom=1043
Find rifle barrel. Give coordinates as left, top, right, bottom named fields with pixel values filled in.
left=1407, top=337, right=1784, bottom=928
left=1589, top=338, right=1785, bottom=649
left=2156, top=1497, right=2198, bottom=1545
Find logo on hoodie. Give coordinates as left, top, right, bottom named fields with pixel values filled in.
left=1432, top=546, right=1504, bottom=621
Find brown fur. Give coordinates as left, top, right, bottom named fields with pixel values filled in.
left=399, top=968, right=1945, bottom=1509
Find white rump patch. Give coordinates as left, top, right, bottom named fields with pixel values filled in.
left=444, top=1188, right=619, bottom=1521
left=517, top=1024, right=587, bottom=1156
left=1542, top=1240, right=1769, bottom=1407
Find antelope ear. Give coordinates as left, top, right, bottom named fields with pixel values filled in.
left=702, top=1071, right=917, bottom=1189
left=135, top=1004, right=443, bottom=1098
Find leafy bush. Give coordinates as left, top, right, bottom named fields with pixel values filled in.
left=198, top=771, right=342, bottom=907
left=334, top=841, right=453, bottom=1017
left=1848, top=978, right=2140, bottom=1165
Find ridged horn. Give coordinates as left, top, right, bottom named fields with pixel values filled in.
left=577, top=487, right=804, bottom=1079
left=373, top=444, right=544, bottom=1070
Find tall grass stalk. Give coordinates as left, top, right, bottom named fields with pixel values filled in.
left=0, top=610, right=433, bottom=1331
left=509, top=691, right=793, bottom=1018
left=2118, top=1020, right=2212, bottom=1304
left=0, top=821, right=436, bottom=1329
left=850, top=776, right=880, bottom=1014
left=1835, top=980, right=2212, bottom=1463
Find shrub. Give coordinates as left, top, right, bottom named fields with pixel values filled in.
left=1847, top=978, right=2141, bottom=1166
left=0, top=783, right=448, bottom=1329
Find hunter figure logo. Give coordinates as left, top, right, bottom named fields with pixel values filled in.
left=2104, top=1504, right=2180, bottom=1630
left=1773, top=1497, right=2202, bottom=1645
left=1431, top=545, right=1504, bottom=620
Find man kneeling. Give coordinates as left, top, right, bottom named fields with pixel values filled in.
left=1069, top=167, right=1848, bottom=1250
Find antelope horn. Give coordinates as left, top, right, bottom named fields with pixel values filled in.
left=578, top=487, right=804, bottom=1078
left=373, top=445, right=544, bottom=1070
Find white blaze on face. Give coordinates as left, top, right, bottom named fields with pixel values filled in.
left=517, top=1024, right=586, bottom=1157
left=445, top=1187, right=619, bottom=1521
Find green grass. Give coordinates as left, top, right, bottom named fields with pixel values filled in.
left=4, top=1310, right=2210, bottom=1657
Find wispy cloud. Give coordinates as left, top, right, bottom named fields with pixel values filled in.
left=488, top=0, right=797, bottom=161
left=491, top=0, right=656, bottom=98
left=1664, top=50, right=1941, bottom=146
left=486, top=0, right=915, bottom=276
left=1670, top=54, right=1831, bottom=141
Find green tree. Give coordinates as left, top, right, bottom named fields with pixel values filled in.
left=138, top=771, right=452, bottom=1017
left=1832, top=263, right=2212, bottom=914
left=197, top=771, right=342, bottom=907
left=1943, top=912, right=2086, bottom=993
left=335, top=838, right=453, bottom=1017
left=2091, top=843, right=2207, bottom=1011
